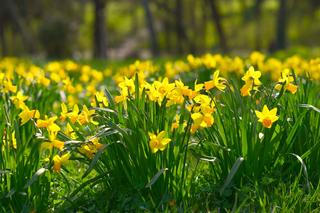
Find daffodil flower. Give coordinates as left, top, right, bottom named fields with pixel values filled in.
left=204, top=70, right=227, bottom=91
left=10, top=91, right=28, bottom=109
left=148, top=131, right=171, bottom=153
left=37, top=116, right=61, bottom=132
left=53, top=152, right=71, bottom=172
left=19, top=106, right=40, bottom=125
left=274, top=69, right=298, bottom=94
left=255, top=105, right=279, bottom=128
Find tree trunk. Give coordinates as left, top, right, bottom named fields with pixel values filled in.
left=163, top=16, right=172, bottom=54
left=254, top=0, right=264, bottom=50
left=188, top=0, right=196, bottom=54
left=207, top=0, right=228, bottom=53
left=0, top=18, right=7, bottom=56
left=275, top=0, right=287, bottom=50
left=4, top=0, right=34, bottom=54
left=175, top=0, right=188, bottom=54
left=198, top=1, right=208, bottom=51
left=93, top=0, right=107, bottom=59
left=142, top=0, right=159, bottom=56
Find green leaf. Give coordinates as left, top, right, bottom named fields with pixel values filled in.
left=24, top=168, right=47, bottom=189
left=145, top=168, right=168, bottom=188
left=81, top=143, right=112, bottom=179
left=290, top=153, right=310, bottom=193
left=220, top=157, right=244, bottom=195
left=299, top=104, right=320, bottom=113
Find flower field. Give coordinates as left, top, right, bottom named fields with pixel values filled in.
left=1, top=52, right=320, bottom=211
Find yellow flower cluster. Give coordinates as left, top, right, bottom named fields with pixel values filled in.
left=240, top=66, right=262, bottom=96
left=1, top=51, right=319, bottom=172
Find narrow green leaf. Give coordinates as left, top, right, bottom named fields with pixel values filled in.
left=220, top=157, right=244, bottom=195
left=290, top=153, right=310, bottom=193
left=104, top=88, right=115, bottom=107
left=299, top=104, right=320, bottom=113
left=82, top=144, right=108, bottom=179
left=24, top=168, right=47, bottom=189
left=145, top=168, right=168, bottom=188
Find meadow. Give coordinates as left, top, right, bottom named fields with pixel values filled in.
left=0, top=52, right=320, bottom=212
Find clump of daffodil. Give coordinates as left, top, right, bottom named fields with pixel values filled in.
left=67, top=104, right=80, bottom=124
left=240, top=66, right=262, bottom=96
left=114, top=77, right=136, bottom=108
left=113, top=60, right=157, bottom=85
left=255, top=105, right=279, bottom=128
left=204, top=70, right=227, bottom=91
left=60, top=103, right=69, bottom=122
left=91, top=91, right=109, bottom=108
left=63, top=123, right=77, bottom=140
left=202, top=54, right=217, bottom=69
left=189, top=94, right=216, bottom=133
left=249, top=51, right=265, bottom=69
left=37, top=115, right=61, bottom=132
left=171, top=115, right=187, bottom=131
left=78, top=105, right=98, bottom=125
left=149, top=131, right=171, bottom=153
left=78, top=137, right=104, bottom=159
left=165, top=60, right=190, bottom=79
left=53, top=152, right=71, bottom=173
left=2, top=79, right=17, bottom=93
left=10, top=91, right=28, bottom=109
left=187, top=54, right=203, bottom=69
left=274, top=69, right=298, bottom=94
left=146, top=77, right=175, bottom=105
left=19, top=106, right=40, bottom=125
left=165, top=80, right=196, bottom=106
left=309, top=58, right=320, bottom=81
left=41, top=131, right=65, bottom=151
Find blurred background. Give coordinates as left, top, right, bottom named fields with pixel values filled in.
left=0, top=0, right=320, bottom=59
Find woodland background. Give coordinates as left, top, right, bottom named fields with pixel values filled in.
left=1, top=0, right=320, bottom=59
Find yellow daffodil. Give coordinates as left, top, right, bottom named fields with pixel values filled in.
left=37, top=116, right=61, bottom=132
left=91, top=91, right=109, bottom=108
left=53, top=152, right=71, bottom=172
left=64, top=123, right=77, bottom=139
left=10, top=91, right=28, bottom=109
left=274, top=69, right=298, bottom=94
left=78, top=137, right=104, bottom=159
left=19, top=106, right=40, bottom=125
left=255, top=105, right=279, bottom=128
left=191, top=112, right=214, bottom=133
left=171, top=115, right=180, bottom=131
left=204, top=70, right=227, bottom=91
left=60, top=103, right=68, bottom=122
left=2, top=80, right=17, bottom=93
left=78, top=105, right=98, bottom=125
left=67, top=104, right=79, bottom=124
left=149, top=131, right=171, bottom=153
left=240, top=66, right=262, bottom=96
left=41, top=131, right=64, bottom=151
left=241, top=66, right=262, bottom=86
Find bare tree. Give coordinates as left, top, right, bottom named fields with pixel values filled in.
left=93, top=0, right=107, bottom=58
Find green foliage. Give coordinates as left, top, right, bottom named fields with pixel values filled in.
left=0, top=54, right=320, bottom=211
